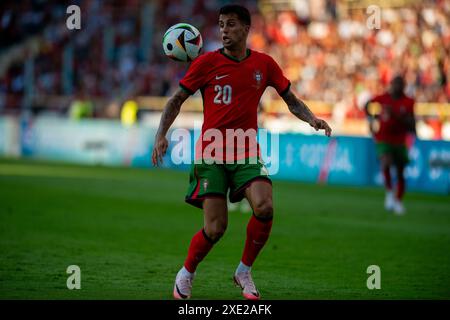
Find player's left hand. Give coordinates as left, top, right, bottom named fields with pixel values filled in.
left=310, top=117, right=332, bottom=137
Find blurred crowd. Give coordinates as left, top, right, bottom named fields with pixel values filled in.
left=0, top=0, right=449, bottom=119
left=254, top=0, right=450, bottom=120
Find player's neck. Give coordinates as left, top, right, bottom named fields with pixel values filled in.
left=223, top=46, right=248, bottom=61
left=389, top=91, right=403, bottom=100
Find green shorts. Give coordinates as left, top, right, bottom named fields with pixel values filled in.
left=185, top=158, right=271, bottom=209
left=376, top=142, right=409, bottom=166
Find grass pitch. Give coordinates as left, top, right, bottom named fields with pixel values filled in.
left=0, top=157, right=449, bottom=299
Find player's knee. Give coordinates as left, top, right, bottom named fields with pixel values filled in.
left=204, top=222, right=227, bottom=243
left=253, top=199, right=273, bottom=219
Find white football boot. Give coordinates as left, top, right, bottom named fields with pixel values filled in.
left=393, top=200, right=406, bottom=216
left=173, top=268, right=195, bottom=299
left=234, top=271, right=260, bottom=300
left=384, top=191, right=395, bottom=211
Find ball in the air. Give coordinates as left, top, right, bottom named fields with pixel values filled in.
left=162, top=23, right=203, bottom=62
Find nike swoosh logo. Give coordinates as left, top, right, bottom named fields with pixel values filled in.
left=215, top=74, right=229, bottom=80
left=175, top=284, right=188, bottom=299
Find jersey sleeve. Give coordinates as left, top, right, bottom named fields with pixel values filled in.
left=267, top=55, right=291, bottom=96
left=179, top=54, right=209, bottom=95
left=370, top=95, right=383, bottom=103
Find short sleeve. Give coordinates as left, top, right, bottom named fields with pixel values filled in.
left=179, top=54, right=209, bottom=95
left=267, top=55, right=290, bottom=96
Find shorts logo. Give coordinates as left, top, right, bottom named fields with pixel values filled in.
left=203, top=179, right=208, bottom=191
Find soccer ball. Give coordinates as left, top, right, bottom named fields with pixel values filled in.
left=162, top=23, right=203, bottom=62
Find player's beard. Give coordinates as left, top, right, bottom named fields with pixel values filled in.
left=222, top=36, right=234, bottom=49
left=222, top=32, right=246, bottom=51
left=223, top=40, right=235, bottom=50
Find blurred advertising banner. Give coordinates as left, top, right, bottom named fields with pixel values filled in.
left=271, top=134, right=372, bottom=186
left=19, top=116, right=154, bottom=168
left=11, top=116, right=450, bottom=194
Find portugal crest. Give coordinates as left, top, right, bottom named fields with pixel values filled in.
left=253, top=70, right=263, bottom=89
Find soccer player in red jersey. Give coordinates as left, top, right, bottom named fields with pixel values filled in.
left=152, top=4, right=331, bottom=300
left=365, top=75, right=416, bottom=215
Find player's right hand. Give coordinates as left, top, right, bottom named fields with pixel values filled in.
left=152, top=135, right=169, bottom=167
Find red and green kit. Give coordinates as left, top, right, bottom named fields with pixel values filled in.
left=179, top=48, right=290, bottom=208
left=371, top=93, right=415, bottom=165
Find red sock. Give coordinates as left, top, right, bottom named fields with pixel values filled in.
left=383, top=167, right=392, bottom=190
left=184, top=229, right=214, bottom=273
left=241, top=214, right=273, bottom=267
left=396, top=177, right=405, bottom=200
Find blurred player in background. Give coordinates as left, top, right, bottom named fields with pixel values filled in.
left=365, top=75, right=416, bottom=215
left=152, top=4, right=331, bottom=300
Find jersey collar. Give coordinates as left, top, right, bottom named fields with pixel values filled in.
left=219, top=48, right=251, bottom=62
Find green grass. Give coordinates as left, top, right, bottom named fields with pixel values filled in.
left=0, top=157, right=449, bottom=299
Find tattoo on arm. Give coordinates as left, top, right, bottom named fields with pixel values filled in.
left=156, top=89, right=189, bottom=137
left=281, top=90, right=315, bottom=124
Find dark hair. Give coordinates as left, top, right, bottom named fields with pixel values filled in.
left=219, top=4, right=251, bottom=26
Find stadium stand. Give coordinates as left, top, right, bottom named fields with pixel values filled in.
left=0, top=0, right=449, bottom=138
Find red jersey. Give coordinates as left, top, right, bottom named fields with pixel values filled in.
left=371, top=93, right=415, bottom=145
left=180, top=48, right=290, bottom=161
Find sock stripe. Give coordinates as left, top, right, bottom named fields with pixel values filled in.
left=202, top=228, right=217, bottom=244
left=252, top=212, right=273, bottom=222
